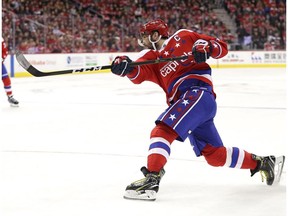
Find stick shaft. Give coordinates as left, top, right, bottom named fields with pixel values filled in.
left=16, top=51, right=189, bottom=77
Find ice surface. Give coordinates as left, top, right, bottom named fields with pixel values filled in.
left=0, top=68, right=286, bottom=216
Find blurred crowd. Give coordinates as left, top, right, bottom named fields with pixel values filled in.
left=224, top=0, right=286, bottom=50
left=2, top=0, right=286, bottom=54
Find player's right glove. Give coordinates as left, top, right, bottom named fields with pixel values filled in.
left=192, top=39, right=213, bottom=63
left=111, top=56, right=134, bottom=77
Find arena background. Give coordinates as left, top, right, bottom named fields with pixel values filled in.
left=2, top=0, right=286, bottom=76
left=1, top=1, right=287, bottom=216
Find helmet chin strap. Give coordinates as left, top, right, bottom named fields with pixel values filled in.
left=137, top=34, right=163, bottom=50
left=148, top=35, right=162, bottom=50
left=137, top=38, right=145, bottom=47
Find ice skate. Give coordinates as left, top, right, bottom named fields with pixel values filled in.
left=123, top=166, right=165, bottom=201
left=250, top=154, right=285, bottom=185
left=8, top=95, right=19, bottom=107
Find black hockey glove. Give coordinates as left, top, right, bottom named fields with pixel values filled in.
left=111, top=56, right=134, bottom=77
left=192, top=39, right=213, bottom=63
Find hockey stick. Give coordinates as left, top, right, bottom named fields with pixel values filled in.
left=15, top=51, right=189, bottom=77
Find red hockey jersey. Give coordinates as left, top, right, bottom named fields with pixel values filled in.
left=127, top=29, right=228, bottom=104
left=2, top=38, right=8, bottom=62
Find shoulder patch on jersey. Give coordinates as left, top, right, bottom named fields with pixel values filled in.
left=162, top=29, right=187, bottom=48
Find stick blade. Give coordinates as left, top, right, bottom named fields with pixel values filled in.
left=15, top=50, right=31, bottom=70
left=15, top=51, right=58, bottom=77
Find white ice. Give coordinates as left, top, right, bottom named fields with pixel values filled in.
left=0, top=67, right=286, bottom=216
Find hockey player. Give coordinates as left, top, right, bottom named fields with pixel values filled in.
left=111, top=19, right=285, bottom=201
left=2, top=38, right=19, bottom=107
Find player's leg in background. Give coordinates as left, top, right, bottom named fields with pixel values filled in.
left=2, top=63, right=19, bottom=106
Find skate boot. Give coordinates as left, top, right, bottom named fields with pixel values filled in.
left=250, top=154, right=285, bottom=185
left=8, top=95, right=19, bottom=107
left=123, top=166, right=165, bottom=201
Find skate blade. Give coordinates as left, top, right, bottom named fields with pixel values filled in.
left=123, top=190, right=157, bottom=201
left=272, top=155, right=285, bottom=185
left=10, top=103, right=19, bottom=107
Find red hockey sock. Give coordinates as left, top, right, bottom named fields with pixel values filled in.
left=241, top=151, right=258, bottom=169
left=147, top=123, right=178, bottom=172
left=202, top=144, right=257, bottom=169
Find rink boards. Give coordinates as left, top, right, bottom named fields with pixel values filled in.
left=3, top=50, right=286, bottom=78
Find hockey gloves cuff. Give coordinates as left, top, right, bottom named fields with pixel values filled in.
left=192, top=39, right=213, bottom=63
left=111, top=56, right=134, bottom=77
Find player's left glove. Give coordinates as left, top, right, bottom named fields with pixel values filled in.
left=111, top=56, right=134, bottom=77
left=192, top=39, right=213, bottom=63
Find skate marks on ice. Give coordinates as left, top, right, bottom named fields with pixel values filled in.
left=0, top=68, right=286, bottom=216
left=1, top=152, right=286, bottom=216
